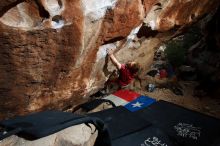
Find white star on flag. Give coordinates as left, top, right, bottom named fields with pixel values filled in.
left=132, top=102, right=144, bottom=108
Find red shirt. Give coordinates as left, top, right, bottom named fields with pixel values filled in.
left=118, top=64, right=134, bottom=86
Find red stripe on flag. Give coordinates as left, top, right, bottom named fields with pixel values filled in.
left=113, top=90, right=140, bottom=102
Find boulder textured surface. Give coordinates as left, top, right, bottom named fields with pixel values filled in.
left=0, top=0, right=219, bottom=119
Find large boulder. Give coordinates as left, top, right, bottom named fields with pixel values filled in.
left=0, top=0, right=219, bottom=119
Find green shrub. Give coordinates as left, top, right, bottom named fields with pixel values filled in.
left=165, top=40, right=186, bottom=67
left=165, top=26, right=201, bottom=67
left=183, top=27, right=201, bottom=49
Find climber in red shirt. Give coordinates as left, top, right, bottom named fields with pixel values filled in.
left=104, top=48, right=140, bottom=93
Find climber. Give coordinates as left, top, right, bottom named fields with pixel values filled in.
left=104, top=48, right=140, bottom=93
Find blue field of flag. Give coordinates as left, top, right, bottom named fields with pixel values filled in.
left=124, top=95, right=156, bottom=112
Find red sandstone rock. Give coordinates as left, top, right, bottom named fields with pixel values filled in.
left=101, top=0, right=145, bottom=43
left=0, top=0, right=85, bottom=119
left=156, top=0, right=220, bottom=31
left=142, top=0, right=159, bottom=14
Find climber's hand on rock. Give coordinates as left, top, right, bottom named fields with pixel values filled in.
left=107, top=48, right=114, bottom=55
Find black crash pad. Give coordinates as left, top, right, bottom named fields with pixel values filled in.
left=0, top=110, right=109, bottom=145
left=135, top=100, right=220, bottom=146
left=0, top=111, right=86, bottom=139
left=88, top=106, right=151, bottom=140
left=112, top=126, right=176, bottom=146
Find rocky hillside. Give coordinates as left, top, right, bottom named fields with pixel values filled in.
left=0, top=0, right=219, bottom=119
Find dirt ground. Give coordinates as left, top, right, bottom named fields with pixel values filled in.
left=134, top=80, right=220, bottom=119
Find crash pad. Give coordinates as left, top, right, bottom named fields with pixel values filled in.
left=135, top=100, right=220, bottom=146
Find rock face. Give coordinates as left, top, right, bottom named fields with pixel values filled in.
left=0, top=124, right=98, bottom=146
left=0, top=0, right=219, bottom=119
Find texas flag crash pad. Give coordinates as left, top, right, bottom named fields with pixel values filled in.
left=103, top=90, right=156, bottom=111
left=125, top=95, right=156, bottom=112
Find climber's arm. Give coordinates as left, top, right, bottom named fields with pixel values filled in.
left=107, top=48, right=121, bottom=70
